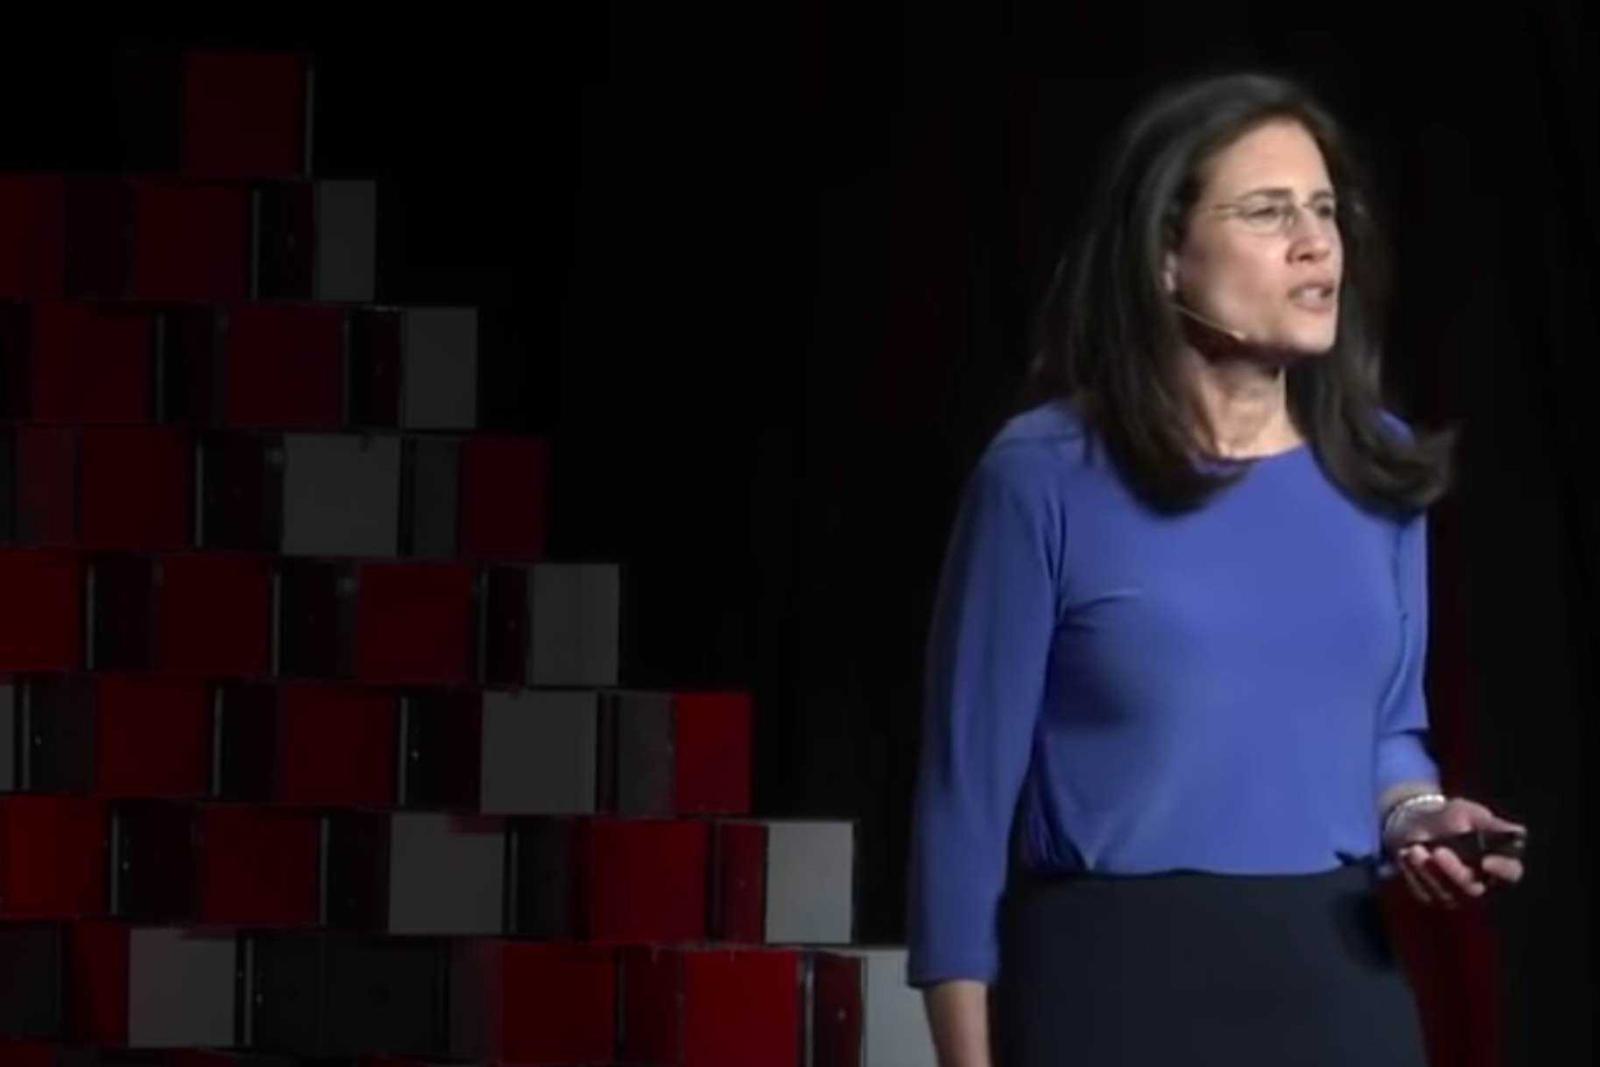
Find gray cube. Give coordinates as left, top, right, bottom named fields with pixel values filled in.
left=813, top=947, right=938, bottom=1067
left=125, top=927, right=237, bottom=1047
left=527, top=564, right=620, bottom=687
left=763, top=819, right=855, bottom=944
left=282, top=433, right=401, bottom=556
left=408, top=436, right=461, bottom=557
left=611, top=690, right=674, bottom=815
left=315, top=180, right=377, bottom=303
left=402, top=308, right=478, bottom=430
left=387, top=812, right=505, bottom=935
left=480, top=690, right=599, bottom=815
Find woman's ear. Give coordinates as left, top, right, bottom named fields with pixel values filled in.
left=1161, top=250, right=1178, bottom=297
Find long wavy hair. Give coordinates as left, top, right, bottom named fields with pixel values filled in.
left=1017, top=71, right=1456, bottom=519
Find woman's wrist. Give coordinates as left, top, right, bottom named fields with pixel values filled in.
left=1381, top=790, right=1448, bottom=842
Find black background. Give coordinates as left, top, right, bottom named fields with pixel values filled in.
left=4, top=9, right=1593, bottom=1064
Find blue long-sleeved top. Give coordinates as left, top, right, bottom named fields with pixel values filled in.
left=905, top=398, right=1440, bottom=987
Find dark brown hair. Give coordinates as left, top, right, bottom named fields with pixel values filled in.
left=1019, top=71, right=1456, bottom=519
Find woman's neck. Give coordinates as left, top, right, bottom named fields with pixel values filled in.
left=1175, top=343, right=1301, bottom=458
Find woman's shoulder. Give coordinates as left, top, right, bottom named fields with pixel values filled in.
left=989, top=396, right=1090, bottom=451
left=980, top=397, right=1092, bottom=472
left=964, top=397, right=1094, bottom=508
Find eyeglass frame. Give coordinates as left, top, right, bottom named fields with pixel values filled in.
left=1200, top=191, right=1340, bottom=237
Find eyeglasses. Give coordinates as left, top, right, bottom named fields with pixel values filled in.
left=1206, top=195, right=1339, bottom=237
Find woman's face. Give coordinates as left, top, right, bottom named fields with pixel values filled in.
left=1162, top=118, right=1343, bottom=355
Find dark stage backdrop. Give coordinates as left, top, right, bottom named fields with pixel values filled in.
left=6, top=9, right=1593, bottom=1065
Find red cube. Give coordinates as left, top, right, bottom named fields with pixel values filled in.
left=0, top=549, right=81, bottom=670
left=714, top=821, right=768, bottom=943
left=458, top=436, right=551, bottom=560
left=79, top=426, right=192, bottom=551
left=182, top=51, right=310, bottom=179
left=129, top=180, right=250, bottom=302
left=195, top=804, right=320, bottom=925
left=353, top=562, right=474, bottom=684
left=12, top=427, right=78, bottom=545
left=450, top=940, right=617, bottom=1063
left=276, top=682, right=396, bottom=806
left=0, top=1040, right=60, bottom=1067
left=93, top=675, right=210, bottom=798
left=811, top=951, right=864, bottom=1067
left=583, top=818, right=708, bottom=944
left=621, top=946, right=801, bottom=1067
left=28, top=302, right=153, bottom=423
left=63, top=177, right=133, bottom=301
left=0, top=175, right=66, bottom=298
left=0, top=796, right=107, bottom=917
left=674, top=692, right=753, bottom=813
left=221, top=303, right=345, bottom=428
left=156, top=553, right=274, bottom=676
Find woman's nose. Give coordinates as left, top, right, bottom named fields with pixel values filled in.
left=1289, top=212, right=1335, bottom=258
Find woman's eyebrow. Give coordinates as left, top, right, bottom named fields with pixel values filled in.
left=1234, top=186, right=1337, bottom=200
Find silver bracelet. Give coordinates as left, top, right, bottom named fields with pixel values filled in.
left=1382, top=791, right=1447, bottom=840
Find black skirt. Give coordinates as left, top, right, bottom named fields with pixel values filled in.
left=993, top=861, right=1429, bottom=1067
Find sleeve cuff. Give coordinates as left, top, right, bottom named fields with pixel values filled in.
left=1375, top=732, right=1440, bottom=802
left=904, top=951, right=999, bottom=990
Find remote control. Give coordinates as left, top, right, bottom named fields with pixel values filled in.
left=1425, top=828, right=1527, bottom=867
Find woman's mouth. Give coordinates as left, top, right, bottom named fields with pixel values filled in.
left=1288, top=283, right=1336, bottom=313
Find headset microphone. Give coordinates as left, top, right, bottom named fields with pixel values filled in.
left=1171, top=300, right=1248, bottom=344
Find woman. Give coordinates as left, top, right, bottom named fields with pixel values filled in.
left=904, top=71, right=1529, bottom=1066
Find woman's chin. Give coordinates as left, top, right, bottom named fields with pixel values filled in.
left=1262, top=329, right=1337, bottom=360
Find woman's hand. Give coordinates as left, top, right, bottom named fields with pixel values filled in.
left=1384, top=796, right=1527, bottom=908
